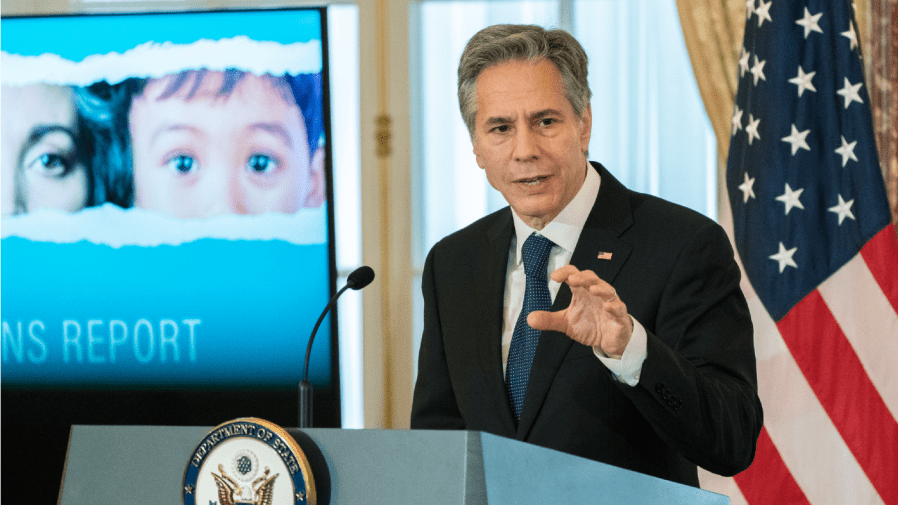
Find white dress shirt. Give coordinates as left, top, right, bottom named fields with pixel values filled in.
left=501, top=162, right=647, bottom=386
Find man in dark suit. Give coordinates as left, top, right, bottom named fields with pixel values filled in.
left=410, top=24, right=763, bottom=487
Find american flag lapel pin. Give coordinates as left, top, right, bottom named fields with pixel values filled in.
left=597, top=251, right=613, bottom=260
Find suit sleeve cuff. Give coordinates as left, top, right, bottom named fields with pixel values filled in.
left=592, top=316, right=647, bottom=386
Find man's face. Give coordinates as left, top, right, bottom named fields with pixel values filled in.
left=472, top=59, right=591, bottom=230
left=1, top=84, right=89, bottom=216
left=129, top=71, right=324, bottom=219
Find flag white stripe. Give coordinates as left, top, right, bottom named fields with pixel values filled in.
left=698, top=468, right=748, bottom=504
left=818, top=254, right=898, bottom=422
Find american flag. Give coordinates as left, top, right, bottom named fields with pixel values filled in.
left=701, top=0, right=898, bottom=504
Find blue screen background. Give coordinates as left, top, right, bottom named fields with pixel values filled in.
left=0, top=9, right=334, bottom=389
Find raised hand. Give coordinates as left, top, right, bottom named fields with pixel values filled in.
left=527, top=265, right=633, bottom=358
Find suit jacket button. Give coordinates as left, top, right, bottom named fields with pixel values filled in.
left=655, top=383, right=666, bottom=394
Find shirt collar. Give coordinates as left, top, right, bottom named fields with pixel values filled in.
left=512, top=161, right=601, bottom=263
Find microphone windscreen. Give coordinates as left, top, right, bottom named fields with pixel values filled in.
left=347, top=266, right=375, bottom=290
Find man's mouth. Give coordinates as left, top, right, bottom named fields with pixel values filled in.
left=517, top=175, right=549, bottom=186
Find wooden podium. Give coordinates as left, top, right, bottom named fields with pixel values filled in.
left=58, top=425, right=730, bottom=504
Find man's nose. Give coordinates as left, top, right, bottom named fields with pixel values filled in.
left=512, top=127, right=539, bottom=162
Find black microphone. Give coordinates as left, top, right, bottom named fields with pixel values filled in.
left=299, top=266, right=375, bottom=427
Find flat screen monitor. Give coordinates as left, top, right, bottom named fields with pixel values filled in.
left=0, top=7, right=339, bottom=500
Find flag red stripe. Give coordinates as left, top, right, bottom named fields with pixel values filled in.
left=860, top=226, right=898, bottom=314
left=778, top=290, right=898, bottom=504
left=734, top=427, right=810, bottom=505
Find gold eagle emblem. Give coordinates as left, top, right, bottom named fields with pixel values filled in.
left=211, top=464, right=278, bottom=505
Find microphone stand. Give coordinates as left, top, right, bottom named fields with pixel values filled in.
left=299, top=284, right=350, bottom=428
left=299, top=266, right=374, bottom=428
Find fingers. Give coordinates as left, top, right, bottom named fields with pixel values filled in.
left=588, top=284, right=618, bottom=303
left=528, top=269, right=632, bottom=352
left=551, top=265, right=601, bottom=287
left=527, top=309, right=567, bottom=333
left=549, top=264, right=581, bottom=283
left=552, top=265, right=616, bottom=302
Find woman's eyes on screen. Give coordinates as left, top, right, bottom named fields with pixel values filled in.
left=23, top=149, right=77, bottom=178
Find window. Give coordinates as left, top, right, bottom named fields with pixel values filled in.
left=328, top=4, right=364, bottom=427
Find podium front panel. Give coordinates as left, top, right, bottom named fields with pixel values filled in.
left=60, top=426, right=729, bottom=504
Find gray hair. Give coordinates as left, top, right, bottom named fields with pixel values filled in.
left=457, top=24, right=591, bottom=139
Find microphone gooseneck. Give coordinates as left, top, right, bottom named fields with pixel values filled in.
left=299, top=266, right=375, bottom=428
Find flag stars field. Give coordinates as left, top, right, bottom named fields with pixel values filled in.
left=828, top=194, right=856, bottom=225
left=745, top=114, right=761, bottom=144
left=841, top=23, right=858, bottom=50
left=796, top=7, right=823, bottom=38
left=732, top=106, right=744, bottom=136
left=835, top=136, right=858, bottom=167
left=739, top=172, right=756, bottom=203
left=837, top=77, right=864, bottom=108
left=750, top=55, right=767, bottom=85
left=755, top=0, right=773, bottom=27
left=775, top=183, right=805, bottom=215
left=788, top=66, right=816, bottom=96
left=739, top=47, right=751, bottom=77
left=769, top=242, right=799, bottom=273
left=781, top=124, right=811, bottom=155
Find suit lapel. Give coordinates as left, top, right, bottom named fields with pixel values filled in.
left=516, top=163, right=634, bottom=438
left=480, top=210, right=518, bottom=434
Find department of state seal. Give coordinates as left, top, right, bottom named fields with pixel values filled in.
left=183, top=418, right=315, bottom=505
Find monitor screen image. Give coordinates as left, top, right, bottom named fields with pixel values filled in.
left=0, top=8, right=339, bottom=501
left=1, top=8, right=336, bottom=390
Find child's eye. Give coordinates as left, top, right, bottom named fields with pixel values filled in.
left=26, top=152, right=74, bottom=178
left=166, top=155, right=197, bottom=175
left=246, top=154, right=279, bottom=175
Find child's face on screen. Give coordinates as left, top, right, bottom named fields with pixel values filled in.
left=128, top=71, right=324, bottom=218
left=1, top=84, right=89, bottom=216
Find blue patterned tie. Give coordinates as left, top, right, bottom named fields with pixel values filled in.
left=506, top=232, right=555, bottom=422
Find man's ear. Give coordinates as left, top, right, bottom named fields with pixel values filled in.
left=579, top=103, right=592, bottom=154
left=303, top=147, right=326, bottom=208
left=472, top=138, right=485, bottom=169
